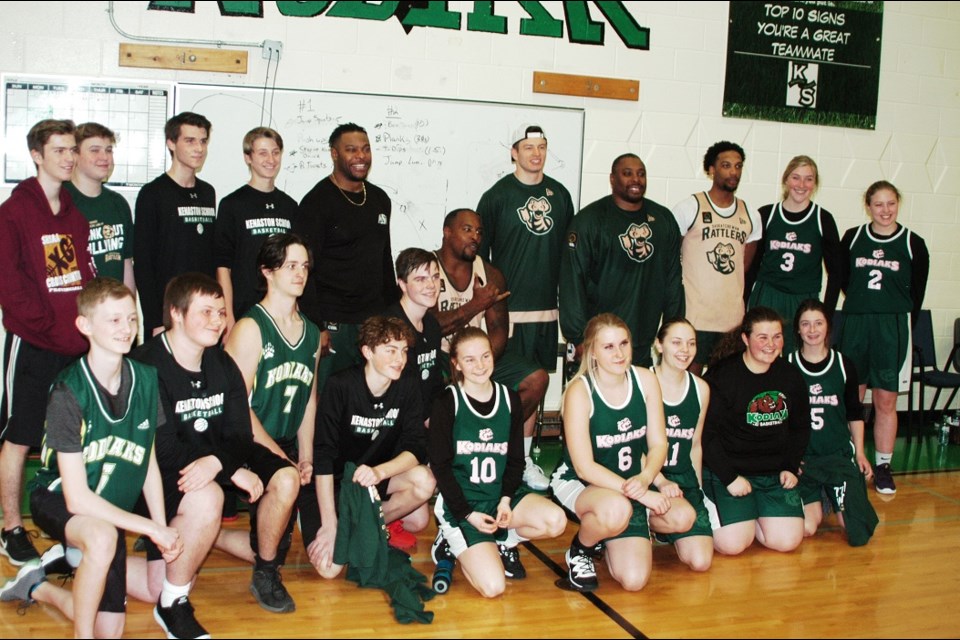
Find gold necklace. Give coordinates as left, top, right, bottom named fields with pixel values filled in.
left=330, top=174, right=366, bottom=207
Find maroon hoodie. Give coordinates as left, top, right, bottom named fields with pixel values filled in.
left=0, top=177, right=95, bottom=356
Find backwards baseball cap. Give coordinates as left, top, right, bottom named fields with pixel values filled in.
left=511, top=124, right=546, bottom=147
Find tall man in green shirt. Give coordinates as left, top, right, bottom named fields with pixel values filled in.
left=560, top=154, right=684, bottom=367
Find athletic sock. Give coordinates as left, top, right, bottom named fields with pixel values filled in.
left=524, top=436, right=533, bottom=457
left=875, top=452, right=893, bottom=466
left=159, top=578, right=191, bottom=608
left=255, top=554, right=279, bottom=572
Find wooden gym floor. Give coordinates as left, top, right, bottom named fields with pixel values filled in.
left=2, top=466, right=958, bottom=638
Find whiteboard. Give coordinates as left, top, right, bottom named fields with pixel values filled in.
left=176, top=84, right=583, bottom=254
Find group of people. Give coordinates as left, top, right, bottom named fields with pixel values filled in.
left=0, top=111, right=927, bottom=637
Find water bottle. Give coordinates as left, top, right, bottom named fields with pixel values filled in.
left=939, top=418, right=951, bottom=446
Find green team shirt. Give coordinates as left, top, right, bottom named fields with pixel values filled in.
left=755, top=202, right=825, bottom=295
left=448, top=382, right=513, bottom=505
left=843, top=224, right=914, bottom=314
left=64, top=182, right=134, bottom=282
left=788, top=350, right=854, bottom=458
left=34, top=358, right=158, bottom=511
left=559, top=195, right=684, bottom=360
left=659, top=371, right=701, bottom=489
left=477, top=173, right=574, bottom=314
left=247, top=304, right=321, bottom=442
left=558, top=367, right=649, bottom=481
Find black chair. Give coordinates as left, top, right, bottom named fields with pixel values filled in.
left=908, top=310, right=960, bottom=429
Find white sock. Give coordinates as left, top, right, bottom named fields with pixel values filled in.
left=504, top=528, right=528, bottom=548
left=875, top=452, right=893, bottom=466
left=524, top=437, right=533, bottom=458
left=160, top=578, right=191, bottom=608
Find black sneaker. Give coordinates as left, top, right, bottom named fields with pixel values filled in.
left=0, top=559, right=45, bottom=603
left=430, top=531, right=454, bottom=565
left=0, top=527, right=40, bottom=566
left=40, top=544, right=79, bottom=578
left=874, top=463, right=897, bottom=495
left=251, top=566, right=295, bottom=613
left=565, top=547, right=598, bottom=592
left=154, top=596, right=210, bottom=639
left=587, top=539, right=605, bottom=559
left=498, top=544, right=526, bottom=580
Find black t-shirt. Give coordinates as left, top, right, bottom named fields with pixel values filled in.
left=383, top=301, right=445, bottom=411
left=297, top=177, right=399, bottom=324
left=134, top=173, right=217, bottom=333
left=214, top=184, right=299, bottom=319
left=132, top=334, right=253, bottom=483
left=703, top=353, right=811, bottom=485
left=313, top=365, right=426, bottom=479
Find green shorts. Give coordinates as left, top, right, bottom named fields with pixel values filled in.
left=659, top=485, right=713, bottom=543
left=317, top=321, right=364, bottom=394
left=838, top=313, right=910, bottom=392
left=748, top=283, right=817, bottom=354
left=798, top=454, right=859, bottom=510
left=702, top=468, right=803, bottom=527
left=694, top=330, right=723, bottom=365
left=608, top=497, right=651, bottom=541
left=507, top=321, right=559, bottom=372
left=434, top=487, right=531, bottom=557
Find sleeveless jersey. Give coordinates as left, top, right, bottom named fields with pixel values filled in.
left=755, top=202, right=825, bottom=294
left=658, top=371, right=701, bottom=488
left=788, top=350, right=854, bottom=458
left=447, top=382, right=513, bottom=505
left=843, top=224, right=914, bottom=314
left=558, top=367, right=649, bottom=481
left=435, top=252, right=488, bottom=353
left=247, top=304, right=321, bottom=442
left=681, top=192, right=754, bottom=332
left=34, top=358, right=159, bottom=511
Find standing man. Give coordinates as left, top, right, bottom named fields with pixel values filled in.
left=384, top=248, right=445, bottom=417
left=477, top=126, right=575, bottom=367
left=477, top=125, right=574, bottom=461
left=135, top=112, right=216, bottom=337
left=215, top=126, right=299, bottom=341
left=298, top=123, right=399, bottom=394
left=672, top=141, right=761, bottom=373
left=432, top=209, right=550, bottom=491
left=560, top=153, right=684, bottom=366
left=64, top=122, right=136, bottom=294
left=0, top=119, right=95, bottom=565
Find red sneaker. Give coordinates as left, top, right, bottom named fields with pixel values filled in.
left=386, top=520, right=417, bottom=550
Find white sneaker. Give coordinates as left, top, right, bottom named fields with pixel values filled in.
left=523, top=457, right=550, bottom=491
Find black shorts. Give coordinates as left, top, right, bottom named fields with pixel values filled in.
left=1, top=335, right=76, bottom=447
left=30, top=487, right=127, bottom=613
left=247, top=442, right=320, bottom=562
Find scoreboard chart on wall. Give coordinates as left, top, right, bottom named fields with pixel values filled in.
left=2, top=75, right=172, bottom=186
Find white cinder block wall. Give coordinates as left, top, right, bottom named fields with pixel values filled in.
left=1, top=1, right=957, bottom=412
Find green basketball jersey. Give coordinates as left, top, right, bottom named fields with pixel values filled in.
left=247, top=304, right=321, bottom=442
left=755, top=203, right=825, bottom=295
left=448, top=382, right=513, bottom=505
left=34, top=358, right=158, bottom=511
left=659, top=371, right=701, bottom=488
left=843, top=224, right=914, bottom=314
left=558, top=367, right=649, bottom=481
left=788, top=350, right=854, bottom=458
